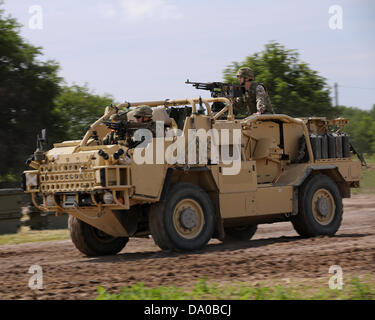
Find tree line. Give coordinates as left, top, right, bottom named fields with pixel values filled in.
left=0, top=10, right=373, bottom=187
left=223, top=41, right=375, bottom=156
left=0, top=9, right=113, bottom=187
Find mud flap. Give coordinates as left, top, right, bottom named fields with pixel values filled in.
left=66, top=207, right=129, bottom=237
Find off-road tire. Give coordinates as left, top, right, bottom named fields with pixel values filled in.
left=223, top=224, right=258, bottom=242
left=68, top=215, right=128, bottom=256
left=149, top=182, right=215, bottom=251
left=148, top=202, right=171, bottom=250
left=291, top=174, right=343, bottom=237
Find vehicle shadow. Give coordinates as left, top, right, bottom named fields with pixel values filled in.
left=82, top=232, right=369, bottom=264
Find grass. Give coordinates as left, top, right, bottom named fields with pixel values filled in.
left=352, top=154, right=375, bottom=194
left=0, top=227, right=70, bottom=245
left=96, top=275, right=375, bottom=300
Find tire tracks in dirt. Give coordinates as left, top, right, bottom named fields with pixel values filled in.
left=0, top=195, right=374, bottom=299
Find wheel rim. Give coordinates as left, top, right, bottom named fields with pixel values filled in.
left=173, top=198, right=205, bottom=239
left=312, top=188, right=336, bottom=225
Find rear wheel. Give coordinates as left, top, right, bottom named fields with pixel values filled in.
left=291, top=174, right=343, bottom=237
left=149, top=183, right=215, bottom=251
left=68, top=216, right=128, bottom=256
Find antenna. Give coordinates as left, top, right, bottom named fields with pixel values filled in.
left=334, top=82, right=339, bottom=107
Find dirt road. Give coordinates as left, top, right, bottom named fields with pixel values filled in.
left=0, top=194, right=374, bottom=300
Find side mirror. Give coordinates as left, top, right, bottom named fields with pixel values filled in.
left=37, top=128, right=48, bottom=151
left=40, top=129, right=47, bottom=143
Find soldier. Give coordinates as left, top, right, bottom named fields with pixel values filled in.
left=233, top=67, right=274, bottom=116
left=103, top=105, right=156, bottom=146
left=102, top=110, right=128, bottom=145
left=128, top=105, right=156, bottom=148
left=134, top=105, right=153, bottom=123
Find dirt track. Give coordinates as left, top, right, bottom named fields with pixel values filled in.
left=0, top=194, right=374, bottom=300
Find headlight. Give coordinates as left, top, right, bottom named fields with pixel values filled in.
left=103, top=192, right=114, bottom=204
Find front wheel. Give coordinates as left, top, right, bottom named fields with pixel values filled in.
left=291, top=174, right=343, bottom=237
left=68, top=216, right=128, bottom=256
left=149, top=183, right=215, bottom=251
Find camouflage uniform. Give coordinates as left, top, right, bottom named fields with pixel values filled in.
left=233, top=67, right=274, bottom=117
left=233, top=82, right=274, bottom=116
left=129, top=106, right=155, bottom=147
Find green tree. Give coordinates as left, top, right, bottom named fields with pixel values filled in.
left=52, top=84, right=115, bottom=142
left=338, top=105, right=375, bottom=154
left=0, top=8, right=61, bottom=187
left=223, top=42, right=336, bottom=118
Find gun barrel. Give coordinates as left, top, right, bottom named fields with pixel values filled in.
left=185, top=79, right=199, bottom=84
left=185, top=80, right=214, bottom=91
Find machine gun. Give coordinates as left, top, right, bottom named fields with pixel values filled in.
left=103, top=119, right=155, bottom=146
left=185, top=80, right=243, bottom=98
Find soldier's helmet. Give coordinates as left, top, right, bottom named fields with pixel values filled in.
left=109, top=110, right=128, bottom=121
left=134, top=105, right=153, bottom=118
left=236, top=67, right=254, bottom=80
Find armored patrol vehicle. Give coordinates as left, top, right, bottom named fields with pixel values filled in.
left=22, top=98, right=361, bottom=256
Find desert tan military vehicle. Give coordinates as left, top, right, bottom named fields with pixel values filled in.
left=22, top=98, right=361, bottom=256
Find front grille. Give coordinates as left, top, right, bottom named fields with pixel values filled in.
left=39, top=163, right=97, bottom=192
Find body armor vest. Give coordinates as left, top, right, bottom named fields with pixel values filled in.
left=234, top=82, right=273, bottom=116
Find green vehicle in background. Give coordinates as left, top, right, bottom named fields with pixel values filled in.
left=0, top=188, right=68, bottom=234
left=0, top=189, right=23, bottom=234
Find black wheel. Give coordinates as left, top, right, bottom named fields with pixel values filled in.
left=149, top=183, right=215, bottom=251
left=68, top=215, right=128, bottom=256
left=291, top=174, right=343, bottom=237
left=223, top=224, right=258, bottom=242
left=148, top=202, right=171, bottom=250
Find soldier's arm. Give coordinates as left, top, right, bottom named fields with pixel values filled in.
left=255, top=85, right=268, bottom=114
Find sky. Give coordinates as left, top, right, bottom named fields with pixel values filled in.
left=2, top=0, right=375, bottom=110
